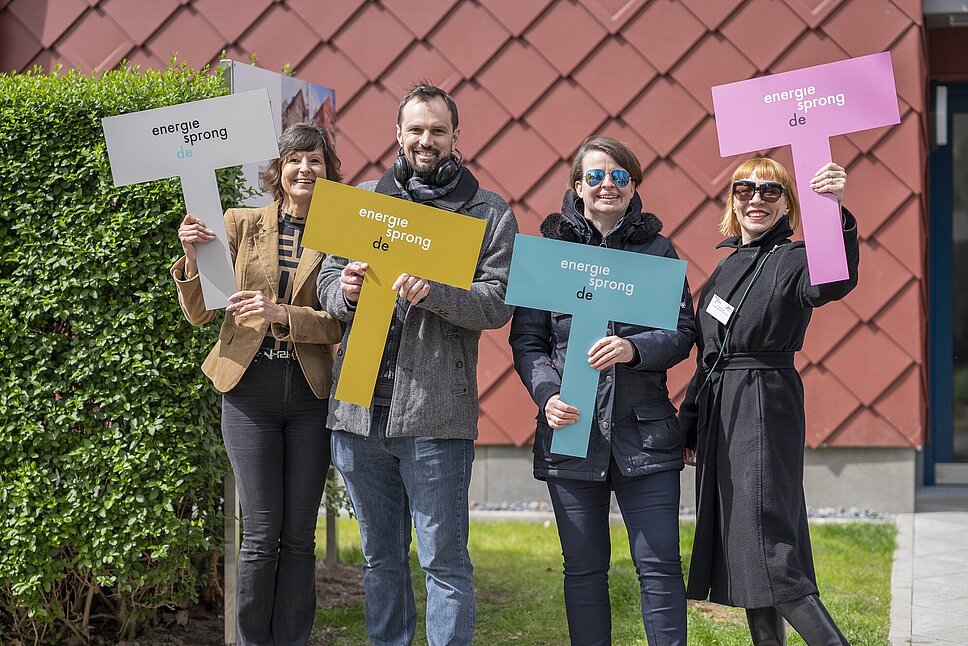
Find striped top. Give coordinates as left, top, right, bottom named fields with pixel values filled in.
left=262, top=209, right=305, bottom=354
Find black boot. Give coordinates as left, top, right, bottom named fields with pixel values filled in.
left=746, top=606, right=786, bottom=646
left=776, top=594, right=849, bottom=645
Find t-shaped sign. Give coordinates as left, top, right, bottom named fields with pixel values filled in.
left=303, top=179, right=486, bottom=408
left=712, top=52, right=900, bottom=284
left=505, top=234, right=687, bottom=458
left=102, top=90, right=278, bottom=308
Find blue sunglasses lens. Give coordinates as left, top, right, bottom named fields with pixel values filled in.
left=584, top=169, right=631, bottom=188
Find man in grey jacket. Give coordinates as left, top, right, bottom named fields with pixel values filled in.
left=316, top=83, right=517, bottom=646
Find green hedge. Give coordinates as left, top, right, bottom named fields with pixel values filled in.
left=0, top=63, right=246, bottom=643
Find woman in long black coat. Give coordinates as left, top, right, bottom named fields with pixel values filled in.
left=679, top=157, right=858, bottom=645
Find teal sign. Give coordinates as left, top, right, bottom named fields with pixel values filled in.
left=506, top=234, right=687, bottom=458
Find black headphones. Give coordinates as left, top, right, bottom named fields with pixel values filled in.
left=392, top=148, right=461, bottom=187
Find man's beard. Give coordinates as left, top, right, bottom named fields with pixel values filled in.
left=410, top=147, right=442, bottom=179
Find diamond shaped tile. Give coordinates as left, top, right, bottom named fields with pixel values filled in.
left=829, top=133, right=862, bottom=170
left=0, top=11, right=43, bottom=71
left=872, top=364, right=924, bottom=447
left=525, top=80, right=608, bottom=158
left=639, top=161, right=707, bottom=234
left=382, top=42, right=462, bottom=100
left=479, top=0, right=552, bottom=36
left=478, top=324, right=512, bottom=397
left=769, top=29, right=848, bottom=74
left=57, top=8, right=134, bottom=71
left=193, top=0, right=271, bottom=43
left=572, top=35, right=656, bottom=116
left=384, top=0, right=457, bottom=39
left=297, top=43, right=369, bottom=107
left=512, top=203, right=545, bottom=237
left=597, top=119, right=658, bottom=171
left=672, top=201, right=733, bottom=277
left=873, top=113, right=924, bottom=194
left=824, top=324, right=912, bottom=406
left=679, top=0, right=743, bottom=30
left=124, top=47, right=166, bottom=72
left=25, top=48, right=62, bottom=72
left=672, top=34, right=757, bottom=112
left=449, top=81, right=512, bottom=159
left=842, top=157, right=911, bottom=236
left=720, top=0, right=807, bottom=71
left=522, top=160, right=573, bottom=222
left=238, top=4, right=319, bottom=72
left=821, top=0, right=912, bottom=58
left=801, top=364, right=861, bottom=447
left=429, top=1, right=510, bottom=77
left=684, top=258, right=712, bottom=301
left=9, top=0, right=87, bottom=47
left=890, top=0, right=922, bottom=25
left=333, top=3, right=414, bottom=80
left=874, top=196, right=923, bottom=279
left=461, top=161, right=507, bottom=204
left=668, top=347, right=699, bottom=404
left=477, top=39, right=558, bottom=119
left=623, top=0, right=706, bottom=74
left=287, top=0, right=365, bottom=41
left=890, top=25, right=926, bottom=114
left=580, top=0, right=649, bottom=33
left=782, top=0, right=846, bottom=29
left=524, top=0, right=607, bottom=76
left=825, top=407, right=910, bottom=447
left=479, top=363, right=543, bottom=446
left=101, top=0, right=178, bottom=45
left=333, top=137, right=368, bottom=186
left=336, top=84, right=400, bottom=164
left=676, top=117, right=747, bottom=196
left=477, top=408, right=516, bottom=445
left=801, top=299, right=860, bottom=364
left=476, top=121, right=559, bottom=201
left=625, top=77, right=706, bottom=157
left=872, top=279, right=922, bottom=364
left=843, top=239, right=914, bottom=322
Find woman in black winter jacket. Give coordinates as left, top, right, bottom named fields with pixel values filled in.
left=510, top=136, right=695, bottom=646
left=679, top=157, right=857, bottom=646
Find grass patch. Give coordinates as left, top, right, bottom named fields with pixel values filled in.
left=315, top=519, right=895, bottom=645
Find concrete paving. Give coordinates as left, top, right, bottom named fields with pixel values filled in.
left=890, top=487, right=968, bottom=645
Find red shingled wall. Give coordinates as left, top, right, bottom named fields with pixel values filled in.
left=0, top=0, right=929, bottom=449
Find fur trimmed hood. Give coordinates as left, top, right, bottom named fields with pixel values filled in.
left=539, top=189, right=663, bottom=246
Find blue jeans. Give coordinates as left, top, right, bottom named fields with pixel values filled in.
left=546, top=466, right=686, bottom=646
left=221, top=358, right=330, bottom=646
left=331, top=406, right=475, bottom=646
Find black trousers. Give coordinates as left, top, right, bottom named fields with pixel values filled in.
left=221, top=357, right=330, bottom=646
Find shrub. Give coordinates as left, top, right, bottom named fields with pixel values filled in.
left=0, top=62, right=246, bottom=643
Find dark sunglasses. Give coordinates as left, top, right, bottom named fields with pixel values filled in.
left=732, top=180, right=785, bottom=203
left=584, top=168, right=631, bottom=188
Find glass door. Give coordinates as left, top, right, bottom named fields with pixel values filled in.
left=927, top=84, right=968, bottom=484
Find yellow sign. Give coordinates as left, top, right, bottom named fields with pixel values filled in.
left=303, top=179, right=487, bottom=407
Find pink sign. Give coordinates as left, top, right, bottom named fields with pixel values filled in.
left=711, top=52, right=900, bottom=284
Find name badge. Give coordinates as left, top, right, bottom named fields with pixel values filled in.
left=706, top=294, right=734, bottom=325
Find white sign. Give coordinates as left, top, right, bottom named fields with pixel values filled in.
left=102, top=90, right=278, bottom=308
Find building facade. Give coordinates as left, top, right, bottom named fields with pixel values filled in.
left=3, top=0, right=967, bottom=511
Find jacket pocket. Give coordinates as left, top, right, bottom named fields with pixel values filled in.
left=632, top=399, right=682, bottom=450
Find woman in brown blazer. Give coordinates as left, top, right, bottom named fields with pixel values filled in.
left=171, top=122, right=343, bottom=646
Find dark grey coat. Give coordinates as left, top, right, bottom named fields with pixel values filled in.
left=316, top=167, right=518, bottom=440
left=510, top=191, right=696, bottom=481
left=679, top=210, right=859, bottom=608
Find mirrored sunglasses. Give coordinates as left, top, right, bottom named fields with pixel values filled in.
left=732, top=180, right=785, bottom=203
left=584, top=168, right=631, bottom=188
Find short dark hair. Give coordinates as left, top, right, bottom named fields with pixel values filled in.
left=397, top=82, right=459, bottom=130
left=260, top=122, right=343, bottom=203
left=568, top=135, right=644, bottom=191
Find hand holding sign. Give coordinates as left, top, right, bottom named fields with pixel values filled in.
left=711, top=52, right=899, bottom=284
left=102, top=90, right=278, bottom=308
left=304, top=179, right=486, bottom=408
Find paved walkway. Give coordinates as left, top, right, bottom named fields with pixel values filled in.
left=890, top=487, right=968, bottom=645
